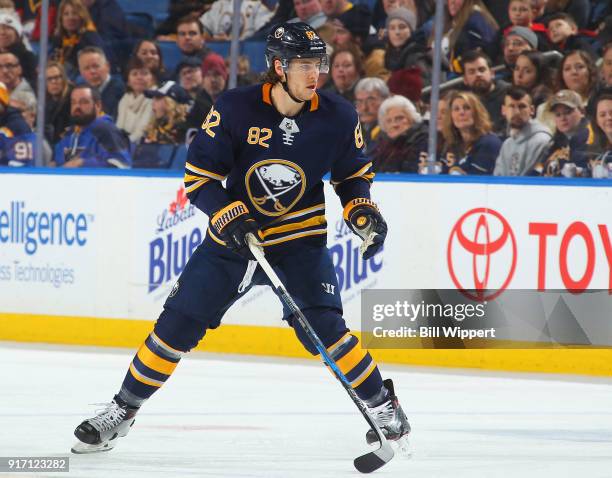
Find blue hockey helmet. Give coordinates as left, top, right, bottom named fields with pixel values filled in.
left=265, top=22, right=329, bottom=73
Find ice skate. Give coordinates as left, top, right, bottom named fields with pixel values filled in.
left=365, top=379, right=411, bottom=454
left=71, top=398, right=138, bottom=454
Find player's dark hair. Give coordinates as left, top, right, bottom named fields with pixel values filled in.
left=261, top=59, right=282, bottom=84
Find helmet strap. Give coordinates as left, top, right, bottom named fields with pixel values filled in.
left=281, top=76, right=305, bottom=104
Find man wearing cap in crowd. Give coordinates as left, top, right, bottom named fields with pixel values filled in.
left=176, top=56, right=204, bottom=98
left=54, top=84, right=132, bottom=168
left=0, top=11, right=37, bottom=89
left=0, top=80, right=36, bottom=167
left=184, top=53, right=228, bottom=132
left=500, top=26, right=537, bottom=80
left=201, top=53, right=228, bottom=102
left=330, top=4, right=387, bottom=78
left=288, top=0, right=327, bottom=30
left=534, top=89, right=591, bottom=177
left=0, top=51, right=35, bottom=101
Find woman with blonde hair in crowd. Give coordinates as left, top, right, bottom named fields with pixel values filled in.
left=441, top=90, right=502, bottom=174
left=50, top=0, right=104, bottom=77
left=142, top=81, right=190, bottom=145
left=432, top=0, right=499, bottom=76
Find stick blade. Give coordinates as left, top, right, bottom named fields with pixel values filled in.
left=353, top=441, right=394, bottom=473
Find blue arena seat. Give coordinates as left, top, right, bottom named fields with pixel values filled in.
left=241, top=41, right=266, bottom=72
left=170, top=145, right=189, bottom=170
left=117, top=0, right=169, bottom=17
left=132, top=143, right=176, bottom=169
left=158, top=41, right=182, bottom=74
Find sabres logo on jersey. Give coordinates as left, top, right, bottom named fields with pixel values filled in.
left=245, top=159, right=306, bottom=216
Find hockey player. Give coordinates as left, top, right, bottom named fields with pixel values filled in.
left=71, top=22, right=410, bottom=455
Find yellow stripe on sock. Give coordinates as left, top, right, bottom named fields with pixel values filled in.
left=336, top=343, right=368, bottom=375
left=137, top=343, right=178, bottom=375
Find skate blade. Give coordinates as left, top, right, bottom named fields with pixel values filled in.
left=71, top=437, right=117, bottom=454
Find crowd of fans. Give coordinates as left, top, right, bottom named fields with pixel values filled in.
left=0, top=0, right=611, bottom=178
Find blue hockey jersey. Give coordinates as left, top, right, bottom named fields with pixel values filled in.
left=185, top=83, right=374, bottom=250
left=0, top=107, right=36, bottom=167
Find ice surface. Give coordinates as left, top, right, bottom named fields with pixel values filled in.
left=1, top=343, right=611, bottom=478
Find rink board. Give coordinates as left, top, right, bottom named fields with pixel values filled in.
left=0, top=170, right=611, bottom=376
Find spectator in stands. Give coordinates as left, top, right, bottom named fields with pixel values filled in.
left=155, top=0, right=209, bottom=37
left=10, top=89, right=53, bottom=165
left=201, top=53, right=227, bottom=102
left=80, top=0, right=128, bottom=43
left=320, top=0, right=353, bottom=18
left=546, top=13, right=596, bottom=56
left=461, top=50, right=510, bottom=134
left=435, top=0, right=498, bottom=76
left=418, top=91, right=451, bottom=174
left=534, top=89, right=590, bottom=176
left=236, top=55, right=259, bottom=86
left=0, top=52, right=34, bottom=99
left=499, top=26, right=537, bottom=80
left=494, top=87, right=551, bottom=175
left=530, top=0, right=546, bottom=22
left=50, top=0, right=104, bottom=78
left=354, top=77, right=389, bottom=153
left=176, top=15, right=210, bottom=61
left=331, top=4, right=372, bottom=47
left=331, top=5, right=386, bottom=79
left=543, top=0, right=590, bottom=30
left=487, top=0, right=550, bottom=63
left=601, top=43, right=612, bottom=88
left=0, top=12, right=37, bottom=89
left=116, top=57, right=156, bottom=143
left=325, top=44, right=363, bottom=103
left=176, top=56, right=203, bottom=99
left=370, top=94, right=428, bottom=172
left=77, top=46, right=125, bottom=120
left=512, top=51, right=554, bottom=109
left=9, top=90, right=35, bottom=127
left=142, top=81, right=190, bottom=144
left=0, top=81, right=35, bottom=167
left=289, top=0, right=327, bottom=30
left=179, top=56, right=211, bottom=131
left=373, top=0, right=435, bottom=33
left=586, top=90, right=612, bottom=178
left=557, top=50, right=598, bottom=105
left=200, top=0, right=273, bottom=40
left=441, top=90, right=502, bottom=174
left=384, top=8, right=431, bottom=84
left=45, top=61, right=73, bottom=144
left=133, top=40, right=169, bottom=83
left=54, top=84, right=131, bottom=168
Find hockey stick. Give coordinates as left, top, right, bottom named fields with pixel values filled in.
left=246, top=235, right=394, bottom=474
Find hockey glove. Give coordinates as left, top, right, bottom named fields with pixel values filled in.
left=343, top=198, right=388, bottom=260
left=210, top=201, right=262, bottom=260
